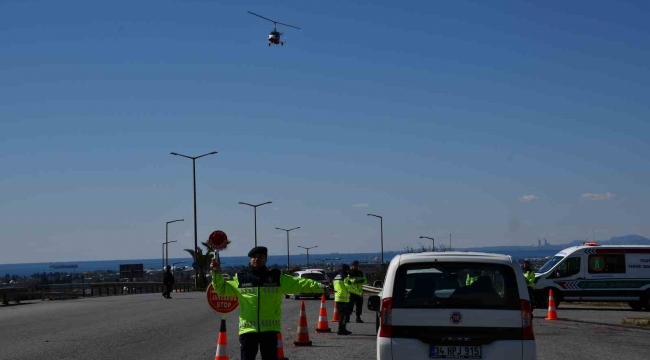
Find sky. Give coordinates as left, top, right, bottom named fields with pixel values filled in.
left=1, top=0, right=649, bottom=264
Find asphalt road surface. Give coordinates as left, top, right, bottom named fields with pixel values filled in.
left=0, top=292, right=376, bottom=360
left=2, top=293, right=650, bottom=360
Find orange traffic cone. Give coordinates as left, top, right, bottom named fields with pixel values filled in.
left=315, top=294, right=331, bottom=333
left=277, top=333, right=288, bottom=360
left=545, top=289, right=558, bottom=320
left=293, top=300, right=313, bottom=346
left=331, top=301, right=341, bottom=323
left=214, top=319, right=229, bottom=360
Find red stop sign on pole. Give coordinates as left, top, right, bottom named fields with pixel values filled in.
left=206, top=283, right=239, bottom=314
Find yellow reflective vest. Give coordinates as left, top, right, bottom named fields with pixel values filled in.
left=211, top=267, right=322, bottom=335
left=333, top=273, right=356, bottom=302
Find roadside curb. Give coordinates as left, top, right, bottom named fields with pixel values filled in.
left=621, top=317, right=650, bottom=327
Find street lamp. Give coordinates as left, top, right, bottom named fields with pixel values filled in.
left=239, top=201, right=272, bottom=247
left=170, top=151, right=218, bottom=288
left=163, top=240, right=178, bottom=270
left=367, top=213, right=384, bottom=264
left=276, top=227, right=300, bottom=270
left=166, top=219, right=184, bottom=267
left=162, top=240, right=177, bottom=270
left=297, top=245, right=318, bottom=269
left=420, top=236, right=435, bottom=251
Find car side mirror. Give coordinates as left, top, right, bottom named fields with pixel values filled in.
left=367, top=295, right=381, bottom=311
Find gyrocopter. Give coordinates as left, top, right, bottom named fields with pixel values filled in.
left=247, top=11, right=301, bottom=46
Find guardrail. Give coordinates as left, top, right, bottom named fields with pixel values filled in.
left=1, top=282, right=194, bottom=305
left=363, top=285, right=382, bottom=294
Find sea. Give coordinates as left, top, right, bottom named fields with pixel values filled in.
left=0, top=252, right=400, bottom=277
left=0, top=247, right=564, bottom=277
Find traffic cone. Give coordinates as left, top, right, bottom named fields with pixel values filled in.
left=545, top=289, right=558, bottom=321
left=315, top=294, right=332, bottom=333
left=293, top=300, right=313, bottom=346
left=331, top=301, right=341, bottom=323
left=277, top=333, right=288, bottom=360
left=214, top=319, right=229, bottom=360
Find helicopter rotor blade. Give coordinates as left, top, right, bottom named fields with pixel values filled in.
left=276, top=21, right=301, bottom=30
left=247, top=11, right=278, bottom=24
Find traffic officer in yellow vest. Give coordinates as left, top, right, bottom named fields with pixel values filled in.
left=333, top=263, right=356, bottom=335
left=210, top=246, right=326, bottom=360
left=522, top=261, right=535, bottom=304
left=348, top=260, right=367, bottom=323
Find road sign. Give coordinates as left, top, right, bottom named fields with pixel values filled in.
left=208, top=230, right=229, bottom=251
left=206, top=283, right=238, bottom=315
left=191, top=262, right=198, bottom=270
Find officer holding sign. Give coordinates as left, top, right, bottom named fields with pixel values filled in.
left=210, top=246, right=326, bottom=360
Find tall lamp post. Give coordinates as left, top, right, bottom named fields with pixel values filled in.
left=367, top=213, right=384, bottom=264
left=170, top=151, right=218, bottom=288
left=297, top=245, right=318, bottom=269
left=419, top=236, right=435, bottom=251
left=162, top=240, right=177, bottom=270
left=239, top=201, right=272, bottom=247
left=276, top=227, right=300, bottom=270
left=166, top=219, right=184, bottom=267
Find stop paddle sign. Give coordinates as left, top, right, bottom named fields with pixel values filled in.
left=206, top=283, right=239, bottom=315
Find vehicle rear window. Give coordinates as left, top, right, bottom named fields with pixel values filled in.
left=392, top=262, right=520, bottom=310
left=301, top=273, right=325, bottom=281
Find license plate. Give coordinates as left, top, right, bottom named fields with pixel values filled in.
left=429, top=345, right=482, bottom=359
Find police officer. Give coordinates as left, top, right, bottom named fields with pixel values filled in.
left=162, top=265, right=174, bottom=299
left=465, top=269, right=479, bottom=286
left=333, top=263, right=356, bottom=335
left=348, top=260, right=367, bottom=323
left=210, top=246, right=326, bottom=360
left=522, top=261, right=535, bottom=303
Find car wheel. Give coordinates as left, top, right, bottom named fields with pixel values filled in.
left=629, top=301, right=644, bottom=311
left=284, top=295, right=290, bottom=299
left=293, top=294, right=300, bottom=300
left=375, top=312, right=380, bottom=332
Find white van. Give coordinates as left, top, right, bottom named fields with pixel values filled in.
left=368, top=252, right=536, bottom=360
left=533, top=242, right=650, bottom=311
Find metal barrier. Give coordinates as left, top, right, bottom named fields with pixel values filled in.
left=363, top=284, right=382, bottom=294
left=1, top=282, right=194, bottom=305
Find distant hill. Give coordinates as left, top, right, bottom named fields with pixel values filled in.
left=462, top=234, right=650, bottom=259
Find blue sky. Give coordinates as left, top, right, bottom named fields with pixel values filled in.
left=1, top=0, right=649, bottom=264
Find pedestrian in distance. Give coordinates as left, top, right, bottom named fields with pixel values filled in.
left=162, top=265, right=175, bottom=299
left=348, top=260, right=367, bottom=323
left=210, top=246, right=327, bottom=360
left=333, top=263, right=356, bottom=335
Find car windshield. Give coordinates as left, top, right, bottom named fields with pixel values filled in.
left=392, top=262, right=520, bottom=310
left=538, top=256, right=564, bottom=274
left=301, top=273, right=325, bottom=281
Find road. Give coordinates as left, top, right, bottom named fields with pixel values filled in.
left=2, top=293, right=650, bottom=360
left=0, top=292, right=376, bottom=360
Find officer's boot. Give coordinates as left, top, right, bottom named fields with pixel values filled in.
left=338, top=314, right=351, bottom=335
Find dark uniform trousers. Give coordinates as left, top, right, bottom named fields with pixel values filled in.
left=349, top=293, right=363, bottom=318
left=239, top=331, right=278, bottom=360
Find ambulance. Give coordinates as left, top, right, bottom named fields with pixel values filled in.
left=533, top=242, right=650, bottom=311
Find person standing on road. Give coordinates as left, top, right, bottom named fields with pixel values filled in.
left=210, top=246, right=326, bottom=360
left=333, top=263, right=356, bottom=335
left=348, top=260, right=367, bottom=323
left=522, top=261, right=535, bottom=303
left=162, top=266, right=175, bottom=299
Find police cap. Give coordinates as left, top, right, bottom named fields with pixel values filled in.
left=248, top=246, right=268, bottom=257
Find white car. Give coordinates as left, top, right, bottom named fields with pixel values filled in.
left=367, top=252, right=536, bottom=360
left=285, top=270, right=331, bottom=300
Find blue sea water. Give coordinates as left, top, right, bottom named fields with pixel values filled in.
left=0, top=248, right=561, bottom=277
left=0, top=252, right=396, bottom=277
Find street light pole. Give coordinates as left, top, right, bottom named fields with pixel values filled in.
left=170, top=151, right=218, bottom=289
left=239, top=201, right=272, bottom=247
left=420, top=236, right=435, bottom=251
left=276, top=227, right=300, bottom=270
left=367, top=214, right=384, bottom=264
left=163, top=240, right=177, bottom=269
left=297, top=245, right=318, bottom=269
left=166, top=219, right=184, bottom=267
